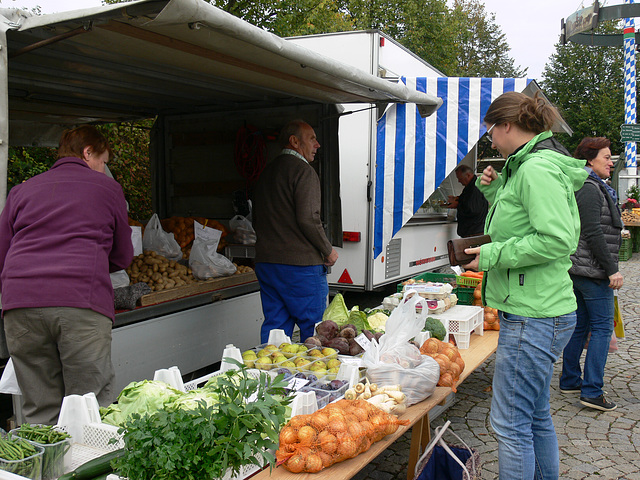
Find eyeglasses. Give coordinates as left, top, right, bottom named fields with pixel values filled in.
left=486, top=123, right=496, bottom=142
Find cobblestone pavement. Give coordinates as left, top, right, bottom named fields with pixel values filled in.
left=352, top=254, right=640, bottom=480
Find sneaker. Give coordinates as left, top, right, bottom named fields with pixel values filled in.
left=580, top=395, right=617, bottom=411
left=560, top=386, right=581, bottom=394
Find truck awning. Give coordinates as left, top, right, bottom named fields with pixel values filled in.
left=0, top=0, right=442, bottom=146
left=373, top=77, right=571, bottom=259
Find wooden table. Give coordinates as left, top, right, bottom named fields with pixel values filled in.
left=253, top=331, right=499, bottom=480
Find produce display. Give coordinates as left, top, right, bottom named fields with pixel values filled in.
left=10, top=424, right=71, bottom=480
left=111, top=366, right=291, bottom=480
left=0, top=436, right=42, bottom=479
left=344, top=380, right=407, bottom=415
left=472, top=283, right=500, bottom=331
left=242, top=343, right=342, bottom=377
left=306, top=293, right=387, bottom=356
left=275, top=398, right=409, bottom=473
left=622, top=209, right=640, bottom=224
left=419, top=338, right=465, bottom=392
left=126, top=250, right=197, bottom=291
left=160, top=216, right=229, bottom=250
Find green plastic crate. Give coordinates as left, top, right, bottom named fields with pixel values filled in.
left=620, top=237, right=632, bottom=261
left=397, top=272, right=458, bottom=293
left=455, top=286, right=475, bottom=306
left=455, top=275, right=483, bottom=288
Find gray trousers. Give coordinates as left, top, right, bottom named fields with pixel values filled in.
left=4, top=307, right=115, bottom=425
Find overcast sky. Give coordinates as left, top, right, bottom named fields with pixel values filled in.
left=0, top=0, right=630, bottom=80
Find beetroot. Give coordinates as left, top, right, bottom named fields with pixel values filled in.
left=374, top=331, right=384, bottom=342
left=348, top=338, right=364, bottom=356
left=339, top=327, right=356, bottom=339
left=326, top=337, right=350, bottom=355
left=362, top=330, right=375, bottom=341
left=316, top=320, right=339, bottom=340
left=304, top=336, right=323, bottom=348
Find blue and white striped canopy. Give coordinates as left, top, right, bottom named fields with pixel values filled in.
left=373, top=77, right=532, bottom=258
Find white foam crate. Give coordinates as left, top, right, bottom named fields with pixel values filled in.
left=428, top=305, right=483, bottom=349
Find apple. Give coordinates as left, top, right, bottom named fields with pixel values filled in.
left=257, top=348, right=271, bottom=358
left=264, top=344, right=279, bottom=352
left=309, top=363, right=327, bottom=373
left=309, top=349, right=324, bottom=358
left=297, top=345, right=309, bottom=354
left=328, top=366, right=340, bottom=374
left=242, top=350, right=257, bottom=359
left=281, top=361, right=296, bottom=369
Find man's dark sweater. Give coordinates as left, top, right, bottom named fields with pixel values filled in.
left=253, top=153, right=332, bottom=265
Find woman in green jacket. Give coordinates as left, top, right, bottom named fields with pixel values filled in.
left=464, top=92, right=588, bottom=480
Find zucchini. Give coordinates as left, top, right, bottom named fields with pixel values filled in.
left=58, top=448, right=124, bottom=480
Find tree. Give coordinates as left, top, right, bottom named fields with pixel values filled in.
left=449, top=0, right=526, bottom=77
left=541, top=22, right=624, bottom=155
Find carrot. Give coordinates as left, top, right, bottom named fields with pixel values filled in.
left=461, top=271, right=483, bottom=278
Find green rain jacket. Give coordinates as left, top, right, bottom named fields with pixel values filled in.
left=477, top=131, right=588, bottom=318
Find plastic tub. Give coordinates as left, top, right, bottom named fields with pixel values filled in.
left=9, top=428, right=71, bottom=480
left=0, top=443, right=44, bottom=480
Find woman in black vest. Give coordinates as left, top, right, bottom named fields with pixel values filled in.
left=560, top=137, right=623, bottom=411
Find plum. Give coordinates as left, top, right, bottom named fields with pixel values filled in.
left=304, top=336, right=323, bottom=348
left=326, top=337, right=350, bottom=355
left=339, top=327, right=356, bottom=339
left=316, top=320, right=339, bottom=340
left=294, top=372, right=307, bottom=379
left=329, top=379, right=346, bottom=390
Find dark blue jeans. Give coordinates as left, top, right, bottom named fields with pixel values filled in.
left=560, top=274, right=614, bottom=398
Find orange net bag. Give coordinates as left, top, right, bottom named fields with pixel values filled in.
left=419, top=338, right=465, bottom=392
left=275, top=399, right=409, bottom=473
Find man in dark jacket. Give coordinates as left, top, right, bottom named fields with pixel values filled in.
left=253, top=120, right=338, bottom=344
left=447, top=165, right=488, bottom=237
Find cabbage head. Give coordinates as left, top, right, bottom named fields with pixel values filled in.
left=102, top=380, right=182, bottom=426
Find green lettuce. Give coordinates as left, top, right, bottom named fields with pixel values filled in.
left=101, top=380, right=182, bottom=426
left=170, top=389, right=220, bottom=412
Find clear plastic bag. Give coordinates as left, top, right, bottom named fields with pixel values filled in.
left=362, top=290, right=440, bottom=405
left=142, top=214, right=182, bottom=261
left=189, top=237, right=237, bottom=280
left=229, top=215, right=256, bottom=245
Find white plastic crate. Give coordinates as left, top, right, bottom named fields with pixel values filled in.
left=429, top=305, right=483, bottom=349
left=56, top=393, right=124, bottom=473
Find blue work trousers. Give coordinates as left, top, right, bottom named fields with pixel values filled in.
left=255, top=263, right=328, bottom=343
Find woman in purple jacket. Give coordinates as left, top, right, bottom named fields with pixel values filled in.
left=0, top=125, right=133, bottom=424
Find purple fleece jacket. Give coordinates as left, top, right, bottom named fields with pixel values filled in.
left=0, top=157, right=133, bottom=320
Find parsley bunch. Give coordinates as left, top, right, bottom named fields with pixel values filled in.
left=114, top=362, right=291, bottom=480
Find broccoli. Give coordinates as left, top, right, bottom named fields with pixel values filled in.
left=423, top=317, right=446, bottom=341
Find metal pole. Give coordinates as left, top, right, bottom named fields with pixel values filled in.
left=624, top=0, right=637, bottom=198
left=0, top=28, right=8, bottom=211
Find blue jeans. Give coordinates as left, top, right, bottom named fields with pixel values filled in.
left=490, top=311, right=576, bottom=480
left=560, top=275, right=614, bottom=398
left=256, top=263, right=328, bottom=343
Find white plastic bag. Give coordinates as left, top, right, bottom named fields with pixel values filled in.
left=362, top=291, right=440, bottom=405
left=189, top=222, right=236, bottom=279
left=142, top=214, right=182, bottom=261
left=229, top=215, right=256, bottom=245
left=131, top=226, right=143, bottom=256
left=110, top=270, right=130, bottom=289
left=0, top=358, right=21, bottom=395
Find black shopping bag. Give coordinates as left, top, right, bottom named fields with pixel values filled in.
left=413, top=421, right=481, bottom=480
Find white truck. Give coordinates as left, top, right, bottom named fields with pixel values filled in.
left=0, top=0, right=545, bottom=395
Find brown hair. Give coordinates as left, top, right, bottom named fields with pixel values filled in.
left=573, top=137, right=611, bottom=165
left=57, top=125, right=111, bottom=160
left=483, top=91, right=560, bottom=135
